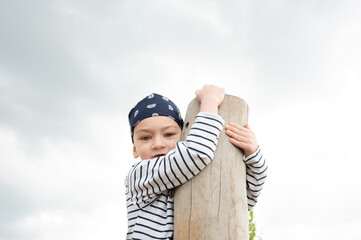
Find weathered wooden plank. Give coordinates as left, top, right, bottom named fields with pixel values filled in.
left=174, top=94, right=249, bottom=240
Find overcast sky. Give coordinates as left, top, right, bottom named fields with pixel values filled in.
left=1, top=0, right=360, bottom=239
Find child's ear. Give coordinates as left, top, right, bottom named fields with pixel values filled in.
left=133, top=145, right=139, bottom=159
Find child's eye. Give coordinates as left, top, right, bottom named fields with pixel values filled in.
left=141, top=136, right=151, bottom=141
left=165, top=133, right=175, bottom=137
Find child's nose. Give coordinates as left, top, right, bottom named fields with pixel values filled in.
left=153, top=136, right=165, bottom=149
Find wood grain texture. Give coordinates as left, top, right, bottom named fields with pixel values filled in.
left=174, top=94, right=249, bottom=240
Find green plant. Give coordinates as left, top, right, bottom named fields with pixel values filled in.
left=249, top=209, right=262, bottom=240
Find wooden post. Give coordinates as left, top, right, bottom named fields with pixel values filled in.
left=174, top=94, right=249, bottom=240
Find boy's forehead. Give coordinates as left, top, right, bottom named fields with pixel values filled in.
left=133, top=116, right=181, bottom=132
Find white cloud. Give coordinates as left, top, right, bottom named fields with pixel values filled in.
left=15, top=203, right=123, bottom=240
left=0, top=114, right=131, bottom=239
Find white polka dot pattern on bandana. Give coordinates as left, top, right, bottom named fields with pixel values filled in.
left=128, top=93, right=184, bottom=138
left=147, top=103, right=156, bottom=108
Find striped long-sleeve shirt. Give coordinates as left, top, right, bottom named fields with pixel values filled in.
left=125, top=112, right=267, bottom=239
left=244, top=146, right=268, bottom=209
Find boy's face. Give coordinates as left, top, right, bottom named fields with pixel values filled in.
left=132, top=116, right=182, bottom=160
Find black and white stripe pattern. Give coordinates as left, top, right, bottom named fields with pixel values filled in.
left=125, top=112, right=223, bottom=239
left=125, top=112, right=268, bottom=239
left=244, top=146, right=268, bottom=210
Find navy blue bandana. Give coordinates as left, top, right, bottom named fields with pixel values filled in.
left=128, top=93, right=184, bottom=140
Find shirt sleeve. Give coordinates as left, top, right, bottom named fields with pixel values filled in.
left=243, top=146, right=268, bottom=210
left=126, top=112, right=225, bottom=208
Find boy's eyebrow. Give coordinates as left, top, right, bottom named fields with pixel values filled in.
left=134, top=125, right=179, bottom=134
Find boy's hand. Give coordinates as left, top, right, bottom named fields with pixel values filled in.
left=225, top=123, right=259, bottom=157
left=196, top=85, right=225, bottom=114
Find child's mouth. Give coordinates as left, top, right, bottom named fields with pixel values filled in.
left=153, top=154, right=165, bottom=158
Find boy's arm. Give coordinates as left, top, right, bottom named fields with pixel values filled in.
left=244, top=147, right=268, bottom=210
left=196, top=85, right=225, bottom=114
left=225, top=123, right=268, bottom=209
left=126, top=85, right=225, bottom=208
left=126, top=112, right=224, bottom=208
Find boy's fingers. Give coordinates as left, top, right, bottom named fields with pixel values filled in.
left=226, top=130, right=248, bottom=143
left=226, top=127, right=242, bottom=136
left=230, top=122, right=249, bottom=131
left=228, top=123, right=242, bottom=130
left=229, top=138, right=244, bottom=148
left=227, top=124, right=249, bottom=136
left=226, top=129, right=239, bottom=140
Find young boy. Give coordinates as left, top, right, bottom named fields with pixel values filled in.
left=125, top=85, right=267, bottom=239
